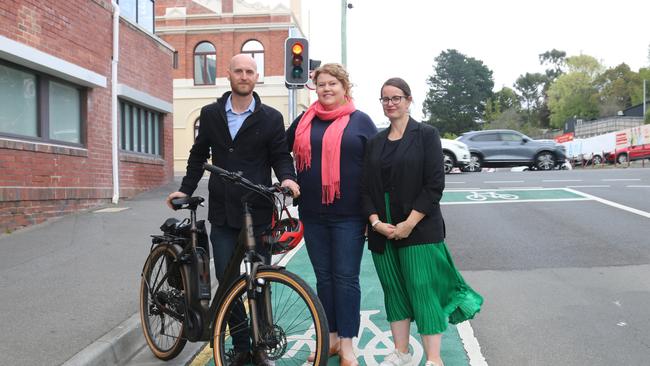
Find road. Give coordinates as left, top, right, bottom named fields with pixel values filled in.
left=442, top=167, right=650, bottom=366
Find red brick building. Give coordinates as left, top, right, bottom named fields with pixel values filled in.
left=0, top=0, right=175, bottom=232
left=154, top=0, right=310, bottom=171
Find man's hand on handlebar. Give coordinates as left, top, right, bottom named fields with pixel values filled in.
left=281, top=179, right=301, bottom=198
left=166, top=191, right=188, bottom=210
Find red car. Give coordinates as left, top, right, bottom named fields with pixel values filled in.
left=606, top=143, right=650, bottom=164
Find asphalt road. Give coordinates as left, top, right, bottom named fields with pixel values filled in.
left=442, top=167, right=650, bottom=366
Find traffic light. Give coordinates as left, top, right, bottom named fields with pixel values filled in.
left=285, top=37, right=309, bottom=86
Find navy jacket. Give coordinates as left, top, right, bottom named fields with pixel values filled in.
left=361, top=118, right=446, bottom=253
left=286, top=110, right=377, bottom=218
left=179, top=91, right=296, bottom=228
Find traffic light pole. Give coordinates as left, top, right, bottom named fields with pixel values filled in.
left=341, top=0, right=347, bottom=67
left=288, top=88, right=296, bottom=124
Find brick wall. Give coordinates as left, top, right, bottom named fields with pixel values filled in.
left=0, top=0, right=174, bottom=233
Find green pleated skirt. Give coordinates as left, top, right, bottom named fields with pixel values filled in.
left=371, top=193, right=483, bottom=334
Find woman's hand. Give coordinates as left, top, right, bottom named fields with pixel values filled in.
left=375, top=222, right=396, bottom=239
left=389, top=221, right=415, bottom=240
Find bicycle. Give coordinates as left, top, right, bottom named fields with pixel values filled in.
left=139, top=163, right=329, bottom=365
left=465, top=191, right=519, bottom=201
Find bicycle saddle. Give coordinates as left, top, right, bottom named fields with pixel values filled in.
left=171, top=196, right=205, bottom=210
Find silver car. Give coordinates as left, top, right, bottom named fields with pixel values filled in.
left=456, top=129, right=567, bottom=172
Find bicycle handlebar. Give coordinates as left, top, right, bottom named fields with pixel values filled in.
left=202, top=163, right=292, bottom=198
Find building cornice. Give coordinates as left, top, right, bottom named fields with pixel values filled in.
left=156, top=22, right=292, bottom=35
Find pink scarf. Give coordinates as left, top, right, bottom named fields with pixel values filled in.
left=293, top=98, right=356, bottom=204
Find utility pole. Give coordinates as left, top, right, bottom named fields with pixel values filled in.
left=341, top=0, right=352, bottom=67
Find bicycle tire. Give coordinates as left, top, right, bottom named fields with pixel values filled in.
left=213, top=269, right=328, bottom=366
left=140, top=244, right=187, bottom=360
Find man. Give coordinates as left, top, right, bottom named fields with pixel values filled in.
left=167, top=54, right=299, bottom=366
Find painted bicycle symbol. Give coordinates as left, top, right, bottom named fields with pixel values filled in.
left=466, top=191, right=519, bottom=201
left=283, top=310, right=423, bottom=365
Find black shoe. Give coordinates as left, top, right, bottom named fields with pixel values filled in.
left=229, top=350, right=252, bottom=366
left=252, top=349, right=275, bottom=366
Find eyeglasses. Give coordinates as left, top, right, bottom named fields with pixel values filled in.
left=379, top=95, right=407, bottom=105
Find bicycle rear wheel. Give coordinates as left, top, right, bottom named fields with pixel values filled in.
left=213, top=269, right=328, bottom=366
left=140, top=244, right=187, bottom=360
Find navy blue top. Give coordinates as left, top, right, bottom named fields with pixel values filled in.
left=287, top=110, right=377, bottom=218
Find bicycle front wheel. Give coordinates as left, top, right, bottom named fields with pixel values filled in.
left=213, top=269, right=328, bottom=366
left=140, top=244, right=187, bottom=360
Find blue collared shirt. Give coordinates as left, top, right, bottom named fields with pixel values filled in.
left=225, top=95, right=256, bottom=139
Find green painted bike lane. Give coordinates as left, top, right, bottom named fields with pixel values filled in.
left=199, top=243, right=470, bottom=366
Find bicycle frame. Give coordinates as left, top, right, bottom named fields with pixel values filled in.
left=158, top=164, right=287, bottom=346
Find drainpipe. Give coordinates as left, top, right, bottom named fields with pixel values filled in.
left=111, top=1, right=120, bottom=204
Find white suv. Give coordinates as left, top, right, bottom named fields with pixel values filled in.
left=441, top=138, right=470, bottom=174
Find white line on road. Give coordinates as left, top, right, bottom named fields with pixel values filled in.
left=442, top=198, right=589, bottom=205
left=602, top=178, right=641, bottom=181
left=566, top=185, right=611, bottom=188
left=498, top=186, right=544, bottom=189
left=542, top=179, right=582, bottom=182
left=457, top=321, right=488, bottom=366
left=446, top=181, right=466, bottom=184
left=626, top=185, right=650, bottom=188
left=483, top=180, right=525, bottom=183
left=564, top=188, right=650, bottom=219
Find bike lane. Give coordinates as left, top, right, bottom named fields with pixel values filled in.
left=194, top=241, right=471, bottom=366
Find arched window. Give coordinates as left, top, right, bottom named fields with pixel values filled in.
left=194, top=42, right=216, bottom=85
left=194, top=118, right=200, bottom=140
left=241, top=40, right=264, bottom=81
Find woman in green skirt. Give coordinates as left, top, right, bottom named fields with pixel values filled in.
left=361, top=77, right=483, bottom=366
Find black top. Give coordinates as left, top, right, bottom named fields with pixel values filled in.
left=179, top=91, right=296, bottom=229
left=286, top=110, right=377, bottom=218
left=361, top=118, right=446, bottom=253
left=380, top=138, right=401, bottom=192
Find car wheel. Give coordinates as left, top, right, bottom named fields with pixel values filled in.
left=617, top=153, right=628, bottom=164
left=535, top=152, right=556, bottom=170
left=443, top=152, right=455, bottom=174
left=592, top=155, right=603, bottom=165
left=466, top=154, right=482, bottom=172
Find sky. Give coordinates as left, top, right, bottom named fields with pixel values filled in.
left=302, top=0, right=650, bottom=127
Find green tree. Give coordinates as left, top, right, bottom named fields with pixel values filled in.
left=423, top=49, right=494, bottom=135
left=539, top=49, right=566, bottom=80
left=547, top=55, right=603, bottom=128
left=594, top=63, right=640, bottom=116
left=484, top=87, right=520, bottom=123
left=514, top=72, right=546, bottom=125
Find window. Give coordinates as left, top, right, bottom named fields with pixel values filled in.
left=194, top=118, right=200, bottom=140
left=500, top=132, right=523, bottom=142
left=194, top=42, right=216, bottom=85
left=241, top=40, right=264, bottom=80
left=118, top=0, right=154, bottom=33
left=0, top=61, right=84, bottom=145
left=119, top=99, right=162, bottom=156
left=471, top=133, right=499, bottom=142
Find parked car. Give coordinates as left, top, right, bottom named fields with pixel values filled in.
left=456, top=129, right=567, bottom=172
left=605, top=143, right=650, bottom=164
left=441, top=138, right=470, bottom=174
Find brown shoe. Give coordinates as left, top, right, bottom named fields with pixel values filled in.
left=252, top=349, right=275, bottom=366
left=307, top=342, right=340, bottom=362
left=229, top=350, right=251, bottom=366
left=339, top=354, right=359, bottom=366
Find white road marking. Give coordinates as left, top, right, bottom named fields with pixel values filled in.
left=446, top=181, right=466, bottom=184
left=457, top=321, right=489, bottom=366
left=276, top=240, right=305, bottom=267
left=442, top=198, right=589, bottom=205
left=498, top=186, right=544, bottom=189
left=602, top=178, right=641, bottom=181
left=566, top=185, right=611, bottom=188
left=564, top=188, right=650, bottom=219
left=627, top=185, right=650, bottom=188
left=483, top=180, right=525, bottom=183
left=445, top=188, right=483, bottom=191
left=542, top=179, right=582, bottom=182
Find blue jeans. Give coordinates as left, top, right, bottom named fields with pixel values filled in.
left=210, top=224, right=270, bottom=352
left=301, top=214, right=366, bottom=338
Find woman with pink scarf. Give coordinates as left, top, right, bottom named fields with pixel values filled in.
left=287, top=63, right=377, bottom=366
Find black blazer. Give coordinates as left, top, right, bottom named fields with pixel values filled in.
left=179, top=91, right=296, bottom=229
left=361, top=118, right=446, bottom=253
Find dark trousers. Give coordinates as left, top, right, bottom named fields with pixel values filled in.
left=210, top=224, right=270, bottom=352
left=301, top=214, right=365, bottom=338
